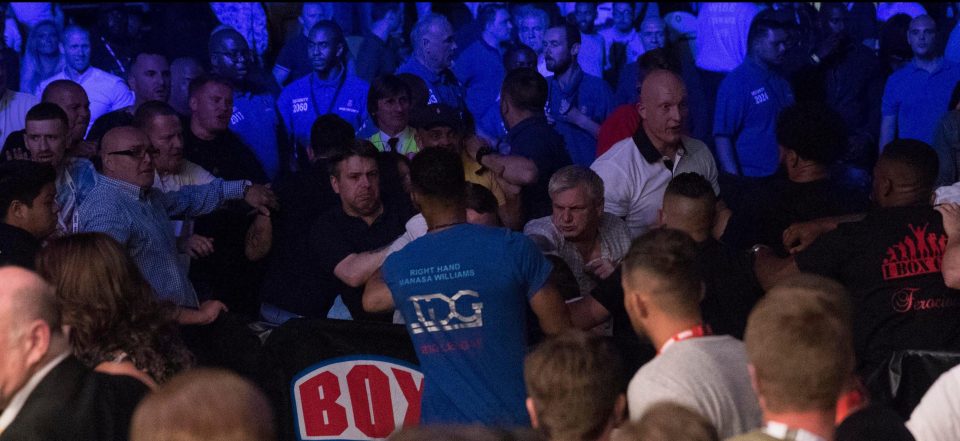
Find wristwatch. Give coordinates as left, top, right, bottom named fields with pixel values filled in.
left=475, top=145, right=495, bottom=166
left=242, top=180, right=253, bottom=197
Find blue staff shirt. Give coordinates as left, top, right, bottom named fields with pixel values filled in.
left=277, top=70, right=370, bottom=158
left=454, top=39, right=505, bottom=133
left=714, top=58, right=794, bottom=177
left=230, top=91, right=282, bottom=180
left=382, top=224, right=552, bottom=426
left=396, top=57, right=466, bottom=113
left=882, top=59, right=960, bottom=145
left=546, top=69, right=615, bottom=166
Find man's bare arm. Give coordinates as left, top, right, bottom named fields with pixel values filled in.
left=334, top=246, right=391, bottom=288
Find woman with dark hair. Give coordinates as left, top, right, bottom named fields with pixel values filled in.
left=35, top=232, right=194, bottom=389
left=933, top=80, right=960, bottom=186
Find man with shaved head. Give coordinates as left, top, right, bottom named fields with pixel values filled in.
left=77, top=125, right=276, bottom=324
left=86, top=50, right=172, bottom=146
left=881, top=15, right=960, bottom=149
left=0, top=266, right=147, bottom=439
left=0, top=80, right=96, bottom=159
left=591, top=69, right=718, bottom=238
left=37, top=25, right=134, bottom=137
left=209, top=28, right=282, bottom=180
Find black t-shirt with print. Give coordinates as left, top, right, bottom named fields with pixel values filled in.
left=796, top=206, right=960, bottom=373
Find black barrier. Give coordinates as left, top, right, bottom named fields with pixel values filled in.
left=259, top=318, right=420, bottom=441
left=865, top=349, right=960, bottom=419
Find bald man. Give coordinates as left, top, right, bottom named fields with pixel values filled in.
left=591, top=69, right=718, bottom=238
left=37, top=25, right=134, bottom=137
left=169, top=57, right=203, bottom=117
left=77, top=126, right=276, bottom=324
left=0, top=266, right=147, bottom=439
left=756, top=139, right=960, bottom=377
left=208, top=28, right=282, bottom=180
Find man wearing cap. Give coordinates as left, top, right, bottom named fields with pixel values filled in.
left=413, top=103, right=537, bottom=230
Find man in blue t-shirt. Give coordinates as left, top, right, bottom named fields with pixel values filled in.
left=881, top=15, right=960, bottom=149
left=277, top=21, right=370, bottom=171
left=364, top=148, right=572, bottom=426
left=714, top=18, right=794, bottom=212
left=209, top=28, right=283, bottom=180
left=454, top=4, right=512, bottom=141
left=544, top=23, right=615, bottom=167
left=396, top=14, right=467, bottom=116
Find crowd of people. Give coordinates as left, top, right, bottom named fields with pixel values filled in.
left=4, top=1, right=960, bottom=440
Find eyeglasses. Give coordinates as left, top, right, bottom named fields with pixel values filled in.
left=107, top=148, right=157, bottom=160
left=213, top=50, right=249, bottom=62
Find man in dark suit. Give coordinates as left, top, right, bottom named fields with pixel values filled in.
left=0, top=266, right=148, bottom=440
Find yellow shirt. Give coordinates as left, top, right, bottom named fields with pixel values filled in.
left=461, top=150, right=506, bottom=205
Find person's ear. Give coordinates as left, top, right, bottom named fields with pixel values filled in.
left=8, top=199, right=26, bottom=222
left=330, top=174, right=341, bottom=194
left=189, top=95, right=199, bottom=113
left=570, top=41, right=581, bottom=57
left=657, top=207, right=665, bottom=227
left=748, top=364, right=767, bottom=411
left=635, top=100, right=646, bottom=120
left=335, top=43, right=345, bottom=59
left=304, top=146, right=317, bottom=163
left=526, top=397, right=539, bottom=428
left=879, top=176, right=894, bottom=198
left=24, top=320, right=51, bottom=367
left=613, top=393, right=627, bottom=425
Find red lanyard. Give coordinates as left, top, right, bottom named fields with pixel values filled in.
left=658, top=324, right=712, bottom=355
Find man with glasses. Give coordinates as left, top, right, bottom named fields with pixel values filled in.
left=277, top=20, right=369, bottom=170
left=37, top=25, right=134, bottom=138
left=208, top=28, right=283, bottom=180
left=77, top=125, right=277, bottom=323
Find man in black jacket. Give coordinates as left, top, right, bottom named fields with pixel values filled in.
left=0, top=266, right=148, bottom=440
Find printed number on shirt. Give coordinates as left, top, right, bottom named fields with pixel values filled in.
left=408, top=290, right=483, bottom=334
left=292, top=98, right=309, bottom=114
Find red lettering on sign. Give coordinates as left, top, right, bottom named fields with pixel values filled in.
left=392, top=367, right=423, bottom=425
left=347, top=365, right=395, bottom=438
left=299, top=371, right=349, bottom=437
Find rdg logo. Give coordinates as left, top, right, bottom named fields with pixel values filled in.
left=408, top=290, right=484, bottom=335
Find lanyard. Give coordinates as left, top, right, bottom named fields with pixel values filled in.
left=310, top=66, right=346, bottom=116
left=658, top=324, right=711, bottom=354
left=101, top=36, right=126, bottom=75
left=762, top=422, right=827, bottom=441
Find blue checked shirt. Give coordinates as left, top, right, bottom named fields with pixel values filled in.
left=77, top=174, right=248, bottom=308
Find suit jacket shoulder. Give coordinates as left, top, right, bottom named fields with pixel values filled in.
left=1, top=356, right=148, bottom=441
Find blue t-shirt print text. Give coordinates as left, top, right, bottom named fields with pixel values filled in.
left=400, top=263, right=482, bottom=336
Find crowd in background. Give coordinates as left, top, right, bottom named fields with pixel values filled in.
left=4, top=2, right=960, bottom=440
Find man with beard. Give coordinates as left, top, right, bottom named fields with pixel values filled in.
left=571, top=2, right=605, bottom=78
left=87, top=50, right=171, bottom=146
left=544, top=22, right=614, bottom=167
left=208, top=28, right=282, bottom=180
left=278, top=20, right=369, bottom=171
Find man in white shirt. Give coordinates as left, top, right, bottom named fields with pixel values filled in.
left=37, top=25, right=134, bottom=137
left=621, top=228, right=762, bottom=438
left=591, top=69, right=718, bottom=238
left=0, top=53, right=37, bottom=149
left=0, top=266, right=147, bottom=438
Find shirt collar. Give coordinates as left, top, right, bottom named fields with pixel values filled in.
left=378, top=126, right=414, bottom=143
left=633, top=126, right=685, bottom=165
left=909, top=57, right=949, bottom=74
left=0, top=351, right=70, bottom=433
left=99, top=174, right=150, bottom=200
left=762, top=422, right=828, bottom=441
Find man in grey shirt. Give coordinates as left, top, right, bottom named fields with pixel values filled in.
left=622, top=228, right=762, bottom=438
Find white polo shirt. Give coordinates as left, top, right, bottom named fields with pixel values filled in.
left=38, top=66, right=134, bottom=137
left=591, top=129, right=719, bottom=238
